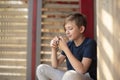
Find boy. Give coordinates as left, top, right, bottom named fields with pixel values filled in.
left=36, top=13, right=97, bottom=80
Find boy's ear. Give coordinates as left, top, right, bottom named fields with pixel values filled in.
left=80, top=26, right=85, bottom=33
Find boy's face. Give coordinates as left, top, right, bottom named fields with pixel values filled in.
left=64, top=21, right=83, bottom=41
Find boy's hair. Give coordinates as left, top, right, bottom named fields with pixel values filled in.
left=63, top=13, right=87, bottom=29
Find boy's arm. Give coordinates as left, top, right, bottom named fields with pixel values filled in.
left=63, top=47, right=92, bottom=74
left=50, top=36, right=66, bottom=68
left=51, top=48, right=66, bottom=68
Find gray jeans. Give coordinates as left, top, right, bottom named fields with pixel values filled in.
left=36, top=64, right=93, bottom=80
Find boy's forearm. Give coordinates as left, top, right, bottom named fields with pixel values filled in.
left=51, top=48, right=58, bottom=68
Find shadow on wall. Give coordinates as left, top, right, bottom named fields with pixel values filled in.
left=97, top=0, right=120, bottom=80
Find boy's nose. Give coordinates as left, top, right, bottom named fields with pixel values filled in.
left=66, top=30, right=69, bottom=34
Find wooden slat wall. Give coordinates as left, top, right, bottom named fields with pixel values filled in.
left=41, top=0, right=79, bottom=70
left=0, top=0, right=28, bottom=80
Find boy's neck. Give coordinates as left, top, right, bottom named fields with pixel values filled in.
left=74, top=35, right=86, bottom=47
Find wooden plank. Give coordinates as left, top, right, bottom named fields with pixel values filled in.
left=41, top=47, right=51, bottom=51
left=42, top=25, right=63, bottom=29
left=0, top=8, right=28, bottom=12
left=41, top=32, right=64, bottom=37
left=41, top=39, right=50, bottom=45
left=0, top=32, right=26, bottom=36
left=42, top=12, right=69, bottom=15
left=0, top=60, right=26, bottom=66
left=0, top=51, right=26, bottom=54
left=0, top=76, right=26, bottom=80
left=43, top=0, right=79, bottom=4
left=43, top=18, right=63, bottom=22
left=0, top=4, right=27, bottom=8
left=0, top=68, right=26, bottom=73
left=41, top=54, right=51, bottom=59
left=44, top=0, right=78, bottom=1
left=42, top=14, right=66, bottom=18
left=44, top=3, right=79, bottom=8
left=0, top=18, right=27, bottom=22
left=0, top=37, right=26, bottom=40
left=0, top=22, right=27, bottom=24
left=0, top=11, right=27, bottom=15
left=0, top=26, right=27, bottom=30
left=0, top=53, right=26, bottom=59
left=0, top=1, right=27, bottom=4
left=41, top=22, right=63, bottom=26
left=0, top=29, right=27, bottom=33
left=0, top=40, right=26, bottom=44
left=0, top=45, right=26, bottom=48
left=0, top=47, right=26, bottom=51
left=42, top=7, right=79, bottom=12
left=41, top=28, right=64, bottom=33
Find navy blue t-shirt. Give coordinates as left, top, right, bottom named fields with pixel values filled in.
left=61, top=38, right=97, bottom=80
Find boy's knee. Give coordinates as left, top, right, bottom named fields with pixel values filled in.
left=36, top=64, right=48, bottom=74
left=62, top=70, right=84, bottom=80
left=62, top=70, right=75, bottom=80
left=64, top=70, right=74, bottom=77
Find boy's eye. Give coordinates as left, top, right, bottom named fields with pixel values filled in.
left=65, top=27, right=73, bottom=31
left=68, top=27, right=73, bottom=30
left=65, top=28, right=73, bottom=31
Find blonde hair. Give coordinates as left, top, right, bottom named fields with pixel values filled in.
left=63, top=13, right=87, bottom=30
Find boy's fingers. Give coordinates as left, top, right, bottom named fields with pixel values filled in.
left=59, top=36, right=64, bottom=41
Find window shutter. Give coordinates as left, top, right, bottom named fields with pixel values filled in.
left=0, top=1, right=28, bottom=80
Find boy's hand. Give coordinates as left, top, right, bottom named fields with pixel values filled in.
left=58, top=36, right=68, bottom=51
left=50, top=36, right=59, bottom=49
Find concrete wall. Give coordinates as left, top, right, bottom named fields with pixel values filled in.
left=96, top=0, right=120, bottom=80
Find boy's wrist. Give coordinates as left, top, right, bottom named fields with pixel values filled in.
left=51, top=47, right=58, bottom=52
left=62, top=46, right=69, bottom=52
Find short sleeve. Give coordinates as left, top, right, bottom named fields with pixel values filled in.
left=83, top=40, right=97, bottom=60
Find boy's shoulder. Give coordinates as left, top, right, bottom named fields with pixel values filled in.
left=66, top=37, right=96, bottom=47
left=85, top=37, right=96, bottom=46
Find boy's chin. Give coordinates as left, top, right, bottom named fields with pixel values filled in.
left=68, top=38, right=73, bottom=41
